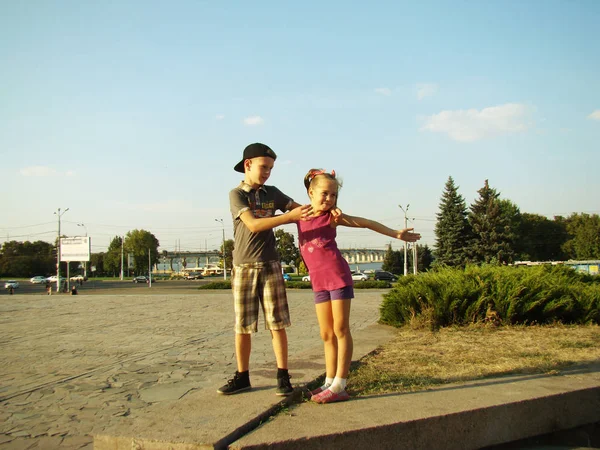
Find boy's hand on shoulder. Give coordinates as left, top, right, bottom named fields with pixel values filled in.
left=288, top=204, right=313, bottom=222
left=330, top=207, right=343, bottom=224
left=398, top=228, right=421, bottom=242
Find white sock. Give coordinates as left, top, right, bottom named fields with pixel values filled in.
left=329, top=377, right=347, bottom=394
left=321, top=377, right=334, bottom=390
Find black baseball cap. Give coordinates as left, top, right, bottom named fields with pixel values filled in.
left=234, top=143, right=277, bottom=173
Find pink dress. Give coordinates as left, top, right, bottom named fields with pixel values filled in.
left=297, top=212, right=353, bottom=292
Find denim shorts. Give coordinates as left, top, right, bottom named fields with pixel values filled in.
left=313, top=285, right=354, bottom=304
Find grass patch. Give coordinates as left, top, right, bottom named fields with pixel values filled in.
left=348, top=324, right=600, bottom=396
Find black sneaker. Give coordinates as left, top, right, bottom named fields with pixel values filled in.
left=217, top=371, right=251, bottom=395
left=275, top=373, right=293, bottom=396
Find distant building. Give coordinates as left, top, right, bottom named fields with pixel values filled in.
left=513, top=260, right=599, bottom=275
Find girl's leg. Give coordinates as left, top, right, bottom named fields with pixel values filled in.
left=315, top=301, right=337, bottom=380
left=331, top=298, right=352, bottom=389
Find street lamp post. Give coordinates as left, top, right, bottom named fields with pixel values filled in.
left=398, top=204, right=410, bottom=276
left=54, top=208, right=69, bottom=292
left=77, top=223, right=88, bottom=279
left=215, top=219, right=226, bottom=280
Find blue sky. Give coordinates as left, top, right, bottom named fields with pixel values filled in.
left=2, top=1, right=599, bottom=254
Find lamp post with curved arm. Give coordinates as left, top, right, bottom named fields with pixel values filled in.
left=77, top=223, right=88, bottom=279
left=215, top=218, right=226, bottom=280
left=54, top=208, right=69, bottom=292
left=398, top=204, right=409, bottom=276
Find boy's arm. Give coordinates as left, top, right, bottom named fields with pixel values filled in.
left=336, top=214, right=421, bottom=242
left=239, top=205, right=311, bottom=233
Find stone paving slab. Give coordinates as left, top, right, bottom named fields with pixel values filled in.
left=0, top=289, right=389, bottom=449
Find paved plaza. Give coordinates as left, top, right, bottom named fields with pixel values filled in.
left=0, top=287, right=386, bottom=449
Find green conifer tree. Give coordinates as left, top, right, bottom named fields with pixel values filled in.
left=467, top=180, right=512, bottom=264
left=382, top=244, right=403, bottom=274
left=434, top=176, right=471, bottom=267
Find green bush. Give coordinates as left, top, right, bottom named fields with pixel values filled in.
left=197, top=280, right=394, bottom=291
left=353, top=280, right=392, bottom=289
left=380, top=265, right=600, bottom=328
left=285, top=281, right=313, bottom=289
left=198, top=281, right=232, bottom=289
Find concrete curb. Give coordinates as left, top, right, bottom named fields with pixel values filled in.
left=230, top=365, right=600, bottom=450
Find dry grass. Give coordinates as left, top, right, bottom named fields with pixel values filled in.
left=348, top=324, right=600, bottom=396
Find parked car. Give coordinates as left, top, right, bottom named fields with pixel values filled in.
left=46, top=276, right=65, bottom=283
left=133, top=276, right=148, bottom=283
left=302, top=275, right=311, bottom=282
left=282, top=273, right=292, bottom=281
left=30, top=276, right=47, bottom=284
left=185, top=272, right=204, bottom=280
left=351, top=272, right=368, bottom=281
left=70, top=275, right=86, bottom=282
left=373, top=271, right=398, bottom=281
left=5, top=280, right=19, bottom=289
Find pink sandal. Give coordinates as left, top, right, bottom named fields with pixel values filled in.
left=310, top=386, right=324, bottom=396
left=311, top=389, right=350, bottom=404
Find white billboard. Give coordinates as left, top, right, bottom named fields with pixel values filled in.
left=60, top=237, right=91, bottom=262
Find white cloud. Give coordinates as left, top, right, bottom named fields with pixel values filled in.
left=215, top=114, right=225, bottom=120
left=588, top=110, right=600, bottom=121
left=420, top=103, right=533, bottom=142
left=374, top=87, right=392, bottom=96
left=243, top=116, right=264, bottom=126
left=416, top=83, right=438, bottom=100
left=20, top=166, right=58, bottom=177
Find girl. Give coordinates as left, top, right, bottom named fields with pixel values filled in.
left=296, top=168, right=421, bottom=403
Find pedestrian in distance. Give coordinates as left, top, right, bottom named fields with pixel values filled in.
left=45, top=280, right=51, bottom=295
left=292, top=168, right=421, bottom=403
left=217, top=143, right=311, bottom=396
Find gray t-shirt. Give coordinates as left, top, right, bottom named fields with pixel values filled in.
left=229, top=182, right=293, bottom=265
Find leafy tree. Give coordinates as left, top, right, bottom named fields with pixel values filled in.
left=124, top=230, right=160, bottom=275
left=297, top=259, right=308, bottom=275
left=382, top=244, right=404, bottom=274
left=562, top=213, right=600, bottom=259
left=516, top=213, right=567, bottom=261
left=275, top=229, right=300, bottom=266
left=219, top=239, right=234, bottom=271
left=434, top=176, right=471, bottom=267
left=407, top=244, right=434, bottom=272
left=0, top=240, right=55, bottom=277
left=467, top=180, right=513, bottom=264
left=90, top=252, right=105, bottom=277
left=104, top=236, right=123, bottom=277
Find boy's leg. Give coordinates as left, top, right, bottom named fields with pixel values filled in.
left=261, top=262, right=292, bottom=361
left=270, top=328, right=288, bottom=369
left=235, top=332, right=251, bottom=372
left=218, top=265, right=258, bottom=395
left=262, top=262, right=293, bottom=395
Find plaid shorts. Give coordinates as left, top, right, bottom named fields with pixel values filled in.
left=231, top=260, right=291, bottom=334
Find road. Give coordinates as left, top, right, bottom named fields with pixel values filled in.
left=0, top=278, right=216, bottom=296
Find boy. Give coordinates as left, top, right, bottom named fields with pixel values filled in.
left=218, top=143, right=309, bottom=396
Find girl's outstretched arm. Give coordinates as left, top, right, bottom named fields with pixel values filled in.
left=336, top=214, right=421, bottom=242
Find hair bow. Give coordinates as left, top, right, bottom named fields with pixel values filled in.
left=308, top=169, right=336, bottom=183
